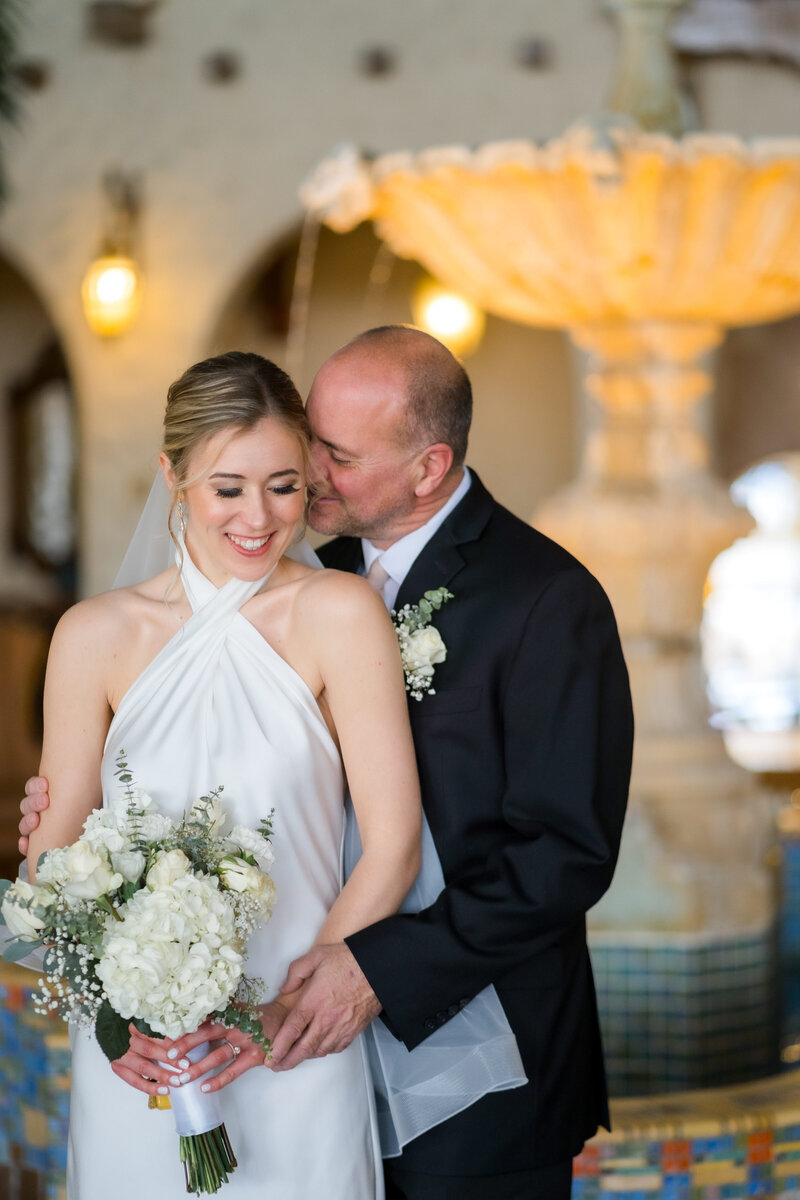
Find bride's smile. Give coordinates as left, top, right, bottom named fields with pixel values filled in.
left=160, top=415, right=306, bottom=587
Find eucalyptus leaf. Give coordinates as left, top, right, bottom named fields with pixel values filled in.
left=2, top=937, right=43, bottom=963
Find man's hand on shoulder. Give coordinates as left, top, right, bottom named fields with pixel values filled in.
left=18, top=777, right=49, bottom=855
left=268, top=943, right=381, bottom=1072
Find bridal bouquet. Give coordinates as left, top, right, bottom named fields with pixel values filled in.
left=0, top=752, right=277, bottom=1194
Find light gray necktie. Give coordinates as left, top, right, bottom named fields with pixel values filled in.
left=365, top=557, right=390, bottom=595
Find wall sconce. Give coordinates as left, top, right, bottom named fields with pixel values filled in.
left=82, top=170, right=142, bottom=337
left=411, top=277, right=485, bottom=358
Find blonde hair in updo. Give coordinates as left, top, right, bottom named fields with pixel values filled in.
left=163, top=351, right=309, bottom=544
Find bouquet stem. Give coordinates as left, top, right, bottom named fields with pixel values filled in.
left=162, top=1041, right=239, bottom=1194
left=180, top=1125, right=237, bottom=1195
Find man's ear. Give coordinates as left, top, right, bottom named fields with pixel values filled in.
left=413, top=444, right=455, bottom=497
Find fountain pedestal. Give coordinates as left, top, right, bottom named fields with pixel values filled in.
left=536, top=320, right=780, bottom=1090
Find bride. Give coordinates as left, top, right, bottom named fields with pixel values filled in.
left=26, top=351, right=422, bottom=1199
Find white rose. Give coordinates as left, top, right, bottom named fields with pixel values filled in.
left=219, top=857, right=276, bottom=913
left=227, top=825, right=275, bottom=872
left=147, top=849, right=191, bottom=890
left=41, top=842, right=122, bottom=900
left=111, top=850, right=147, bottom=883
left=1, top=880, right=55, bottom=939
left=189, top=794, right=226, bottom=835
left=404, top=627, right=447, bottom=671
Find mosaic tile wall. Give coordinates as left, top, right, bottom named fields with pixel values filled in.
left=574, top=1072, right=800, bottom=1199
left=589, top=929, right=780, bottom=1096
left=0, top=969, right=68, bottom=1200
left=781, top=839, right=800, bottom=1069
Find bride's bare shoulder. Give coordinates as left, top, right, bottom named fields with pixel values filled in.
left=51, top=568, right=180, bottom=649
left=293, top=567, right=388, bottom=626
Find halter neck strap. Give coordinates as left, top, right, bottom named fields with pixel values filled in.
left=176, top=533, right=276, bottom=615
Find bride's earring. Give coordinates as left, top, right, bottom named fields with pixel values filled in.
left=178, top=500, right=187, bottom=536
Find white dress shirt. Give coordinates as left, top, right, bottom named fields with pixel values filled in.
left=361, top=468, right=472, bottom=611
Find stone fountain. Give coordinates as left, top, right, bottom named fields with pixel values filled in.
left=301, top=0, right=800, bottom=1092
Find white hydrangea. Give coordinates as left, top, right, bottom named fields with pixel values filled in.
left=227, top=825, right=275, bottom=872
left=97, top=874, right=242, bottom=1039
left=139, top=811, right=175, bottom=842
left=81, top=807, right=129, bottom=854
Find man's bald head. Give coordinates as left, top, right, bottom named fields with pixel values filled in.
left=333, top=325, right=473, bottom=470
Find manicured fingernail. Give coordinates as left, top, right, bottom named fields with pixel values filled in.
left=157, top=1086, right=169, bottom=1095
left=167, top=1048, right=178, bottom=1059
left=178, top=1072, right=191, bottom=1083
left=178, top=1058, right=190, bottom=1070
left=201, top=1083, right=210, bottom=1093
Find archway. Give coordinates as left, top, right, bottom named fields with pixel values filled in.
left=0, top=250, right=77, bottom=877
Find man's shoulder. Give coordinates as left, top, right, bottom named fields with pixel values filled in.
left=472, top=492, right=595, bottom=590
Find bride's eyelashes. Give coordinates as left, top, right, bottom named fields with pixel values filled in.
left=214, top=485, right=300, bottom=499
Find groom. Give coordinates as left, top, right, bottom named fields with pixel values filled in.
left=20, top=326, right=633, bottom=1200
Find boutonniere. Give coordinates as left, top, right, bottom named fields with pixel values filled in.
left=392, top=588, right=453, bottom=701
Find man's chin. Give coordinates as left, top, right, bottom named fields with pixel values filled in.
left=308, top=497, right=348, bottom=537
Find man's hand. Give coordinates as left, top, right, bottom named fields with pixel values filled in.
left=268, top=943, right=381, bottom=1072
left=19, top=777, right=49, bottom=856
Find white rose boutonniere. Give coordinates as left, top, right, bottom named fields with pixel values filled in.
left=392, top=588, right=453, bottom=700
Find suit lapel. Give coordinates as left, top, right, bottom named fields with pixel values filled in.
left=394, top=472, right=494, bottom=610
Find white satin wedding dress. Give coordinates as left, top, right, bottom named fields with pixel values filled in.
left=67, top=547, right=383, bottom=1199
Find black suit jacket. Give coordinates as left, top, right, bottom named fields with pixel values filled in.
left=319, top=473, right=633, bottom=1174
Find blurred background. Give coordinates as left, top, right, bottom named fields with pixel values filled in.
left=1, top=1, right=800, bottom=1196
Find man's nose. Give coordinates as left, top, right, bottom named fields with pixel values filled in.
left=307, top=446, right=328, bottom=485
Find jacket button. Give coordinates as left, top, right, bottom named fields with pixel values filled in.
left=424, top=1018, right=437, bottom=1033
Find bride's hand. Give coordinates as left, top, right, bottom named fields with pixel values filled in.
left=163, top=995, right=298, bottom=1094
left=110, top=1025, right=189, bottom=1097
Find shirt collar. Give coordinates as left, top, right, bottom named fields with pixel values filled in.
left=361, top=468, right=472, bottom=587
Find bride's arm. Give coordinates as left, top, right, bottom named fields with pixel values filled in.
left=26, top=598, right=115, bottom=878
left=311, top=566, right=424, bottom=940
left=307, top=571, right=422, bottom=944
